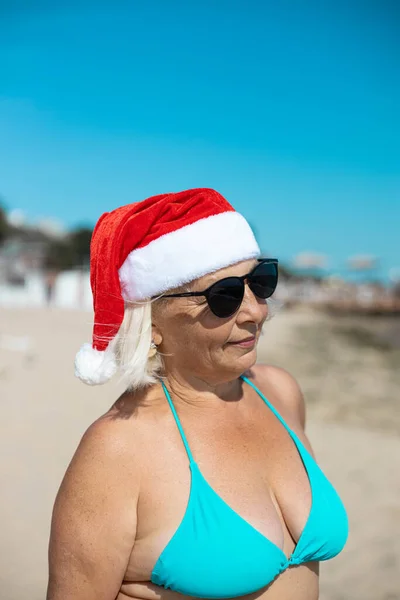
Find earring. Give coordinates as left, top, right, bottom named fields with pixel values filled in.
left=148, top=341, right=157, bottom=358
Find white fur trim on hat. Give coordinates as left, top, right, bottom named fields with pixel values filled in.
left=74, top=343, right=117, bottom=385
left=119, top=211, right=260, bottom=301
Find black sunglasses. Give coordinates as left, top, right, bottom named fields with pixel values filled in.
left=157, top=258, right=278, bottom=318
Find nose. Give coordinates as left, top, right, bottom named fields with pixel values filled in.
left=236, top=282, right=268, bottom=325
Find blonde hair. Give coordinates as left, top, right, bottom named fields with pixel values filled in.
left=113, top=300, right=164, bottom=391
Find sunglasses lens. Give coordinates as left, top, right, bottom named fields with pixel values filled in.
left=207, top=278, right=244, bottom=318
left=249, top=262, right=278, bottom=299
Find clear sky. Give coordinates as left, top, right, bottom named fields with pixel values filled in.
left=0, top=0, right=399, bottom=280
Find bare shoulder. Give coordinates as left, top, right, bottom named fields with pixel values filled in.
left=246, top=364, right=306, bottom=431
left=51, top=412, right=143, bottom=553
left=47, top=398, right=149, bottom=600
left=57, top=385, right=159, bottom=506
left=64, top=411, right=142, bottom=486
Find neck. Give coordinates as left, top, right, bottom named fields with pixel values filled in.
left=159, top=368, right=245, bottom=410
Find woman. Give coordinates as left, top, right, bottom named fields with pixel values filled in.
left=47, top=188, right=348, bottom=600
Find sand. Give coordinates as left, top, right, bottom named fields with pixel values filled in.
left=0, top=307, right=399, bottom=600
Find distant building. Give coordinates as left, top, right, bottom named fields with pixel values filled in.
left=0, top=232, right=49, bottom=285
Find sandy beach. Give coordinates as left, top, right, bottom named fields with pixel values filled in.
left=0, top=307, right=399, bottom=600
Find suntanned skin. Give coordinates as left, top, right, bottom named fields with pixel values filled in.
left=47, top=259, right=320, bottom=600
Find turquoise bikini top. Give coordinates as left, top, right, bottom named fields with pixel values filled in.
left=151, top=376, right=348, bottom=598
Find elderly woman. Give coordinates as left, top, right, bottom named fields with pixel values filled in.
left=47, top=188, right=348, bottom=600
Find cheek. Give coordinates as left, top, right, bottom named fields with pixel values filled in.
left=163, top=304, right=236, bottom=356
left=199, top=321, right=236, bottom=353
left=199, top=324, right=232, bottom=350
left=256, top=298, right=269, bottom=323
left=183, top=321, right=234, bottom=357
left=263, top=301, right=270, bottom=321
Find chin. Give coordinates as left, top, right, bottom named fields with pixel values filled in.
left=227, top=349, right=258, bottom=375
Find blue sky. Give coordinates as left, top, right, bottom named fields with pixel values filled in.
left=0, top=1, right=399, bottom=280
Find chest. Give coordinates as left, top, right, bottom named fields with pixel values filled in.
left=127, top=398, right=313, bottom=583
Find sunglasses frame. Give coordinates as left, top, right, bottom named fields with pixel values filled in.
left=156, top=258, right=279, bottom=317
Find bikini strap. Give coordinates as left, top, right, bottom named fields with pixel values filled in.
left=240, top=375, right=294, bottom=435
left=161, top=380, right=195, bottom=465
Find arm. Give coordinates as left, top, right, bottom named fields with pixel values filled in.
left=47, top=418, right=139, bottom=600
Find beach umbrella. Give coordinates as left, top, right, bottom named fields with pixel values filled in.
left=347, top=254, right=379, bottom=271
left=293, top=252, right=328, bottom=269
left=346, top=255, right=381, bottom=284
left=292, top=252, right=328, bottom=279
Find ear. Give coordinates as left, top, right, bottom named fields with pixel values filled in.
left=151, top=324, right=163, bottom=346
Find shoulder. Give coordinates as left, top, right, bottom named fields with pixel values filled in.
left=57, top=387, right=157, bottom=506
left=73, top=413, right=140, bottom=470
left=246, top=364, right=306, bottom=431
left=56, top=415, right=140, bottom=511
left=61, top=383, right=167, bottom=489
left=47, top=411, right=144, bottom=599
left=50, top=410, right=145, bottom=559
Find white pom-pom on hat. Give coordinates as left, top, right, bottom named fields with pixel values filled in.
left=74, top=343, right=117, bottom=385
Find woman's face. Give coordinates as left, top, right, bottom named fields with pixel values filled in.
left=152, top=259, right=269, bottom=384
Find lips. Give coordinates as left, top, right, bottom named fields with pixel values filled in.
left=230, top=336, right=256, bottom=344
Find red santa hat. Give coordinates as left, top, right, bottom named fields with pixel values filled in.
left=75, top=187, right=260, bottom=385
